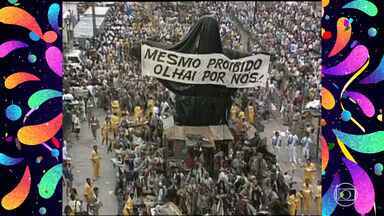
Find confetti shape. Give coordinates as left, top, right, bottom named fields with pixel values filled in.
left=38, top=163, right=62, bottom=199
left=0, top=7, right=43, bottom=37
left=360, top=54, right=384, bottom=84
left=321, top=136, right=329, bottom=172
left=342, top=0, right=378, bottom=16
left=328, top=17, right=352, bottom=57
left=0, top=153, right=23, bottom=166
left=345, top=91, right=375, bottom=117
left=28, top=89, right=62, bottom=109
left=334, top=129, right=384, bottom=153
left=45, top=46, right=63, bottom=77
left=321, top=87, right=335, bottom=110
left=342, top=157, right=375, bottom=214
left=42, top=31, right=57, bottom=43
left=337, top=138, right=356, bottom=162
left=323, top=45, right=369, bottom=76
left=0, top=40, right=28, bottom=58
left=1, top=165, right=31, bottom=210
left=47, top=3, right=60, bottom=32
left=5, top=104, right=22, bottom=121
left=5, top=72, right=40, bottom=89
left=17, top=113, right=62, bottom=145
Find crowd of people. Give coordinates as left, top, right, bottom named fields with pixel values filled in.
left=63, top=2, right=321, bottom=215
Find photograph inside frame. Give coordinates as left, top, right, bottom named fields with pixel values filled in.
left=62, top=2, right=321, bottom=215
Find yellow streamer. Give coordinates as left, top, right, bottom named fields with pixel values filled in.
left=337, top=138, right=356, bottom=163
left=340, top=59, right=369, bottom=133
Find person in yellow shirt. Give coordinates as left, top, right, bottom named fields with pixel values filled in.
left=101, top=117, right=111, bottom=146
left=84, top=178, right=94, bottom=213
left=146, top=98, right=155, bottom=117
left=108, top=118, right=116, bottom=151
left=287, top=189, right=298, bottom=216
left=303, top=159, right=316, bottom=185
left=122, top=194, right=134, bottom=216
left=110, top=114, right=121, bottom=139
left=134, top=106, right=143, bottom=123
left=296, top=189, right=303, bottom=215
left=238, top=111, right=245, bottom=120
left=314, top=180, right=321, bottom=215
left=90, top=145, right=101, bottom=179
left=301, top=181, right=313, bottom=215
left=246, top=103, right=255, bottom=125
left=230, top=103, right=240, bottom=122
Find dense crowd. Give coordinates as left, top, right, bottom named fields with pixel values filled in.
left=63, top=2, right=321, bottom=216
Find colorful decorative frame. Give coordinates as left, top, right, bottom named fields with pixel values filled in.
left=322, top=0, right=384, bottom=215
left=0, top=0, right=62, bottom=215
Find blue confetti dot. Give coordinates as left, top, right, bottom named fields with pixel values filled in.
left=35, top=156, right=43, bottom=164
left=368, top=27, right=377, bottom=37
left=51, top=149, right=59, bottom=157
left=325, top=15, right=330, bottom=20
left=28, top=54, right=37, bottom=63
left=29, top=31, right=40, bottom=41
left=374, top=163, right=383, bottom=175
left=5, top=104, right=22, bottom=121
left=348, top=18, right=353, bottom=24
left=39, top=207, right=47, bottom=215
left=341, top=110, right=352, bottom=121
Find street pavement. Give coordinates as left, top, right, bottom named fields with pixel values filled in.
left=260, top=117, right=321, bottom=215
left=64, top=109, right=118, bottom=215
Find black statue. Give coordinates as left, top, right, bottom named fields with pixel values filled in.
left=131, top=15, right=249, bottom=126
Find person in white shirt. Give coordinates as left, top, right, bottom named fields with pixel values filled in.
left=217, top=168, right=229, bottom=190
left=80, top=99, right=86, bottom=121
left=73, top=114, right=81, bottom=140
left=283, top=171, right=292, bottom=186
left=62, top=141, right=71, bottom=161
left=271, top=131, right=282, bottom=159
left=160, top=101, right=170, bottom=115
left=301, top=134, right=312, bottom=162
left=287, top=130, right=298, bottom=165
left=69, top=194, right=82, bottom=215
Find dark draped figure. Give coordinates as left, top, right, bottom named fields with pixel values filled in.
left=132, top=15, right=248, bottom=126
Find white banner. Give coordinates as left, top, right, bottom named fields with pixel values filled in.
left=141, top=44, right=270, bottom=88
